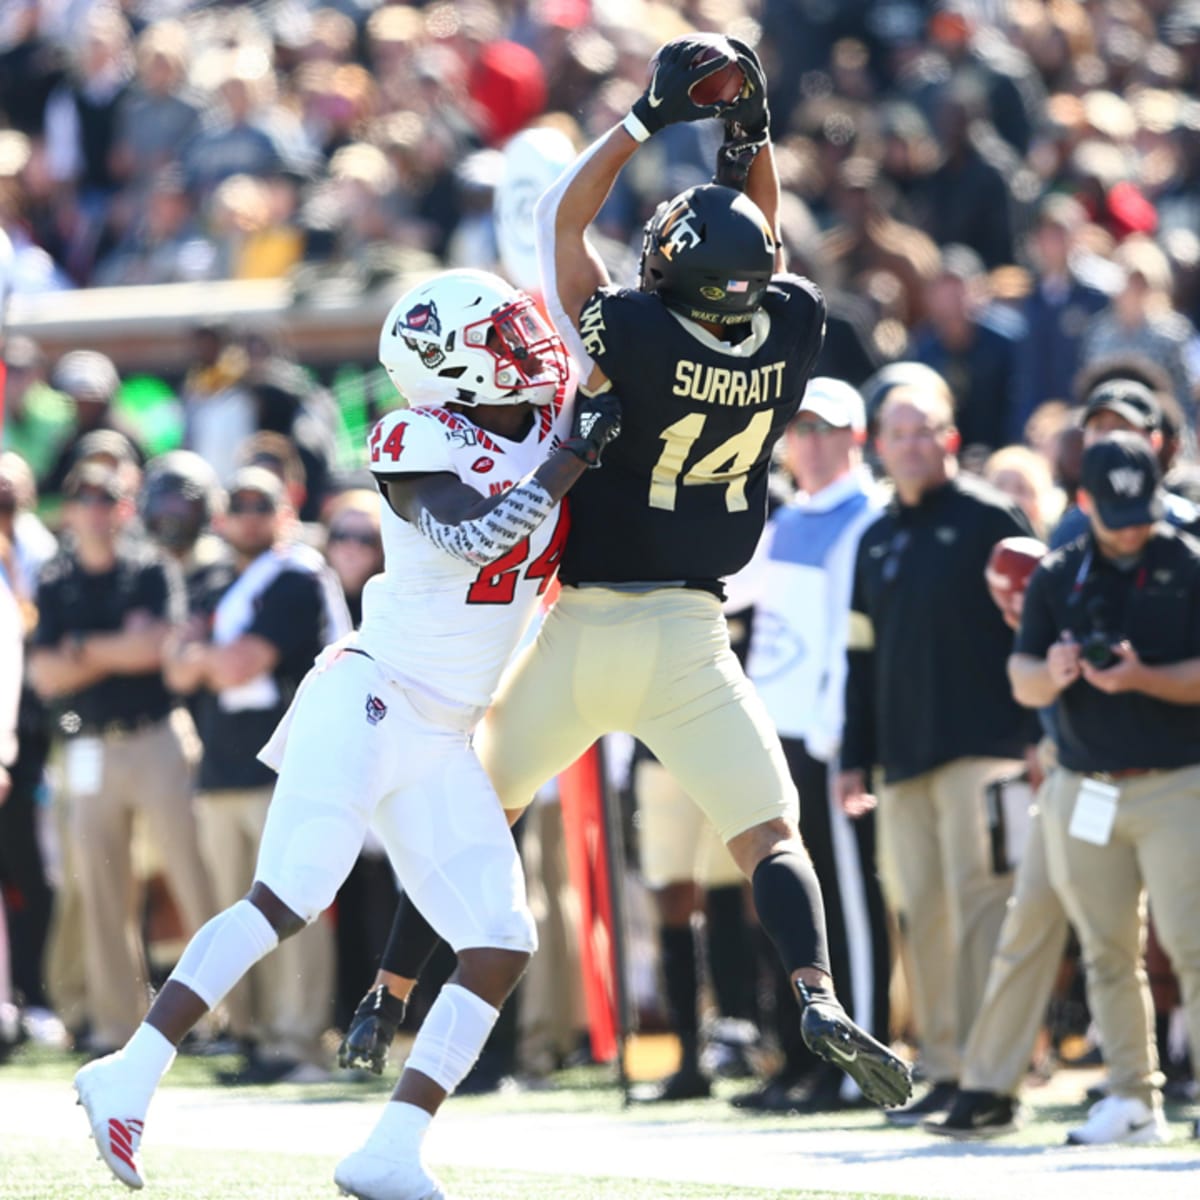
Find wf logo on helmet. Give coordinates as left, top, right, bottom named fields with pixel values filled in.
left=365, top=695, right=388, bottom=726
left=659, top=205, right=703, bottom=261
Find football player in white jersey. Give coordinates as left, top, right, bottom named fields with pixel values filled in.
left=73, top=269, right=621, bottom=1200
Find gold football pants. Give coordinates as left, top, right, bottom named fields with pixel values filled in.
left=477, top=586, right=798, bottom=845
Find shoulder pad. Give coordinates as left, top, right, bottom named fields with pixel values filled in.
left=367, top=409, right=454, bottom=477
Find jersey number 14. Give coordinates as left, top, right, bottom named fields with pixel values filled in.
left=650, top=411, right=774, bottom=512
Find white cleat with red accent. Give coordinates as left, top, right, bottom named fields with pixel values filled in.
left=74, top=1054, right=151, bottom=1189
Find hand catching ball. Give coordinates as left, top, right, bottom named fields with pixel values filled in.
left=687, top=39, right=745, bottom=106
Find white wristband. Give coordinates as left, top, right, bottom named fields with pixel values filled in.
left=621, top=111, right=651, bottom=143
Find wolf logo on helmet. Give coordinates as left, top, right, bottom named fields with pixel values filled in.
left=395, top=301, right=447, bottom=369
left=380, top=269, right=568, bottom=409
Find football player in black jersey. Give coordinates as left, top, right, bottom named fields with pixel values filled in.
left=340, top=34, right=912, bottom=1112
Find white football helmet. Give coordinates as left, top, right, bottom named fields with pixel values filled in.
left=379, top=269, right=568, bottom=409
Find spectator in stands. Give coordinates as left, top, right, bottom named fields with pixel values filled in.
left=838, top=377, right=1037, bottom=1126
left=1080, top=236, right=1199, bottom=424
left=41, top=7, right=133, bottom=259
left=820, top=155, right=941, bottom=330
left=178, top=324, right=254, bottom=487
left=1, top=337, right=75, bottom=482
left=1017, top=195, right=1109, bottom=423
left=922, top=74, right=1023, bottom=269
left=161, top=466, right=349, bottom=1082
left=28, top=463, right=213, bottom=1055
left=181, top=52, right=284, bottom=203
left=109, top=21, right=201, bottom=204
left=911, top=244, right=1029, bottom=454
left=93, top=165, right=212, bottom=287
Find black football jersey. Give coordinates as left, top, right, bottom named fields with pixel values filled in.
left=561, top=275, right=825, bottom=588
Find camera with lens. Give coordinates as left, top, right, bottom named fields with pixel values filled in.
left=1080, top=598, right=1117, bottom=670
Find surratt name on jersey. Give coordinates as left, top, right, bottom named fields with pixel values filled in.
left=672, top=360, right=787, bottom=407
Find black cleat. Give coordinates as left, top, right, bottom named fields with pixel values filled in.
left=924, top=1088, right=1021, bottom=1138
left=797, top=985, right=913, bottom=1109
left=629, top=1066, right=712, bottom=1104
left=337, top=986, right=407, bottom=1075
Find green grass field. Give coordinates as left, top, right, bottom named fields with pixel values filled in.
left=1, top=1044, right=1193, bottom=1200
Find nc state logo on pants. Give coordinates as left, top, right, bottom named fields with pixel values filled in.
left=365, top=695, right=388, bottom=725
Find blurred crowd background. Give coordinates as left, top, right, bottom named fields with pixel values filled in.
left=1, top=0, right=1198, bottom=1126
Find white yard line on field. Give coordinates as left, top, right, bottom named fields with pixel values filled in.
left=9, top=1078, right=1196, bottom=1199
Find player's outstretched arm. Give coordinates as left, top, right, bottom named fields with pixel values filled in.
left=535, top=36, right=731, bottom=387
left=379, top=393, right=622, bottom=568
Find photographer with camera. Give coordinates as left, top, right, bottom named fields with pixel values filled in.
left=1010, top=432, right=1200, bottom=1145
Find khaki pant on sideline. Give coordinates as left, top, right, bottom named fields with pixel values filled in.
left=877, top=757, right=1019, bottom=1082
left=961, top=799, right=1070, bottom=1095
left=69, top=718, right=215, bottom=1048
left=1042, top=764, right=1200, bottom=1105
left=196, top=786, right=334, bottom=1066
left=516, top=797, right=587, bottom=1074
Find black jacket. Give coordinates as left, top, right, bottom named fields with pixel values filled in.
left=843, top=474, right=1038, bottom=782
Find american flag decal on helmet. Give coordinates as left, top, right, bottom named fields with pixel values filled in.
left=365, top=695, right=388, bottom=725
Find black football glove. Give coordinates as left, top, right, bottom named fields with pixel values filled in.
left=629, top=38, right=729, bottom=138
left=562, top=389, right=622, bottom=468
left=722, top=37, right=770, bottom=141
left=714, top=39, right=770, bottom=191
left=337, top=984, right=407, bottom=1075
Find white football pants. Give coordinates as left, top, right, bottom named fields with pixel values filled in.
left=254, top=650, right=536, bottom=955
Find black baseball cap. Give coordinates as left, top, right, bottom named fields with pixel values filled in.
left=1083, top=378, right=1160, bottom=432
left=1080, top=432, right=1164, bottom=529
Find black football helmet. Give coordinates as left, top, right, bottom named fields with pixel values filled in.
left=140, top=451, right=222, bottom=552
left=639, top=184, right=776, bottom=325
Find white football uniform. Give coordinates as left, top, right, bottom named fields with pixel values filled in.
left=253, top=391, right=573, bottom=953
left=358, top=399, right=572, bottom=709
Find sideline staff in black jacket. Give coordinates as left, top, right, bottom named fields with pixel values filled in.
left=837, top=376, right=1036, bottom=1124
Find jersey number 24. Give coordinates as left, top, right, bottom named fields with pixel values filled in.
left=466, top=504, right=570, bottom=605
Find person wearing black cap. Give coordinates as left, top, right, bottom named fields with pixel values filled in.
left=1010, top=431, right=1200, bottom=1145
left=159, top=465, right=350, bottom=1083
left=1050, top=378, right=1200, bottom=549
left=27, top=463, right=214, bottom=1056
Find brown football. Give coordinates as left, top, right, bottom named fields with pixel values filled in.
left=986, top=536, right=1048, bottom=627
left=688, top=40, right=745, bottom=106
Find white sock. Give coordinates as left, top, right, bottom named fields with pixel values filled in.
left=402, top=984, right=499, bottom=1095
left=366, top=1100, right=432, bottom=1154
left=169, top=899, right=279, bottom=1011
left=120, top=1023, right=176, bottom=1089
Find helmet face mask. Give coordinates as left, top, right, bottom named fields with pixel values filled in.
left=380, top=270, right=568, bottom=409
left=639, top=184, right=776, bottom=325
